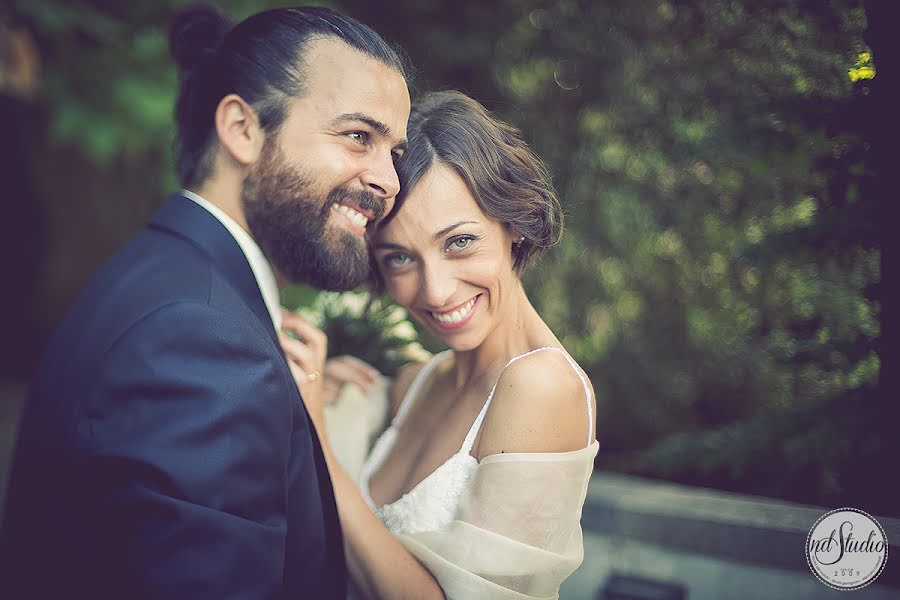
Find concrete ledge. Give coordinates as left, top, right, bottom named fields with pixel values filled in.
left=582, top=472, right=900, bottom=588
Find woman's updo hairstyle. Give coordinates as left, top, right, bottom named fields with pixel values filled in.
left=388, top=91, right=563, bottom=274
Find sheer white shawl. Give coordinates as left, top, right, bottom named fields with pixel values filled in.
left=396, top=440, right=598, bottom=599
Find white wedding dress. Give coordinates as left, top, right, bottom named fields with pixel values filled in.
left=359, top=347, right=599, bottom=599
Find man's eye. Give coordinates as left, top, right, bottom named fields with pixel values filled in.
left=347, top=131, right=369, bottom=144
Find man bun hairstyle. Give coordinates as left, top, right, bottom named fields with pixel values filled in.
left=390, top=90, right=563, bottom=273
left=168, top=4, right=411, bottom=188
left=168, top=4, right=233, bottom=75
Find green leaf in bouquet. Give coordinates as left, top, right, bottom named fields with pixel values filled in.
left=294, top=290, right=433, bottom=377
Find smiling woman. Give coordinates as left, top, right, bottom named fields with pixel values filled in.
left=375, top=163, right=511, bottom=341
left=371, top=91, right=563, bottom=352
left=291, top=90, right=596, bottom=600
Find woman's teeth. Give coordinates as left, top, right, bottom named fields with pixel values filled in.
left=433, top=296, right=477, bottom=324
left=336, top=204, right=369, bottom=228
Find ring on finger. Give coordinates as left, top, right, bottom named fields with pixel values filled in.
left=307, top=370, right=321, bottom=382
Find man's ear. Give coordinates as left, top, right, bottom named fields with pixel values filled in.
left=214, top=93, right=264, bottom=167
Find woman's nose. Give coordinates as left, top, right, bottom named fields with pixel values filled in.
left=418, top=260, right=456, bottom=309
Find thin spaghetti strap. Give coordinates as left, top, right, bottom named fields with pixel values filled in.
left=393, top=350, right=452, bottom=427
left=460, top=346, right=594, bottom=454
left=535, top=347, right=595, bottom=445
left=460, top=379, right=500, bottom=454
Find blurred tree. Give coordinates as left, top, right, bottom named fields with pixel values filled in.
left=478, top=0, right=882, bottom=511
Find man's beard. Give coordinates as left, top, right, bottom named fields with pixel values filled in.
left=242, top=141, right=386, bottom=291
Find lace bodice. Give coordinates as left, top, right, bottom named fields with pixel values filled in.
left=359, top=347, right=594, bottom=536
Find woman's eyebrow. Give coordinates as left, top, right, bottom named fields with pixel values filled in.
left=433, top=221, right=477, bottom=240
left=373, top=241, right=406, bottom=251
left=373, top=221, right=478, bottom=251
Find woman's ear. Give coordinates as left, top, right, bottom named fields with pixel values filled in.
left=505, top=224, right=520, bottom=246
left=214, top=93, right=264, bottom=167
left=508, top=227, right=526, bottom=272
left=508, top=227, right=525, bottom=250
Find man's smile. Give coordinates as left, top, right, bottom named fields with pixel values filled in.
left=333, top=203, right=370, bottom=233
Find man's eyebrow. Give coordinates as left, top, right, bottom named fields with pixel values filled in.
left=331, top=112, right=407, bottom=147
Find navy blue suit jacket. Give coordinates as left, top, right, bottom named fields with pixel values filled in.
left=0, top=194, right=346, bottom=598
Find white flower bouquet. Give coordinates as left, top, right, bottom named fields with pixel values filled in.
left=296, top=291, right=431, bottom=377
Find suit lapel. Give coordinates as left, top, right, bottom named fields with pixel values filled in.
left=149, top=194, right=279, bottom=346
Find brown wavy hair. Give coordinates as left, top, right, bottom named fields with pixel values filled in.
left=375, top=90, right=563, bottom=278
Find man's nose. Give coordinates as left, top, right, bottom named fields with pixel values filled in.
left=359, top=150, right=400, bottom=211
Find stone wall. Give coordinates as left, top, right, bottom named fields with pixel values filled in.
left=563, top=473, right=900, bottom=599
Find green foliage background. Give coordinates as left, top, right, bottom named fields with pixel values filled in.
left=9, top=0, right=885, bottom=512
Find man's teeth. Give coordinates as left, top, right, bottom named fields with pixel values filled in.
left=336, top=204, right=369, bottom=228
left=433, top=297, right=477, bottom=324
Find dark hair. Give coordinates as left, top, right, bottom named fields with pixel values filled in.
left=168, top=4, right=411, bottom=187
left=386, top=90, right=563, bottom=273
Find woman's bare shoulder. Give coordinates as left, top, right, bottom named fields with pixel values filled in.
left=477, top=348, right=595, bottom=459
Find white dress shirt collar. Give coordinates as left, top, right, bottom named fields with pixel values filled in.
left=181, top=189, right=283, bottom=331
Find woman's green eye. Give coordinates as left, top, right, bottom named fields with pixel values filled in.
left=449, top=236, right=474, bottom=250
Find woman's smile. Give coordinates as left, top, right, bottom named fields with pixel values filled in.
left=425, top=293, right=482, bottom=330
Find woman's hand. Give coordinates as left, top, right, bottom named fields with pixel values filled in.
left=279, top=308, right=328, bottom=427
left=322, top=355, right=381, bottom=406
